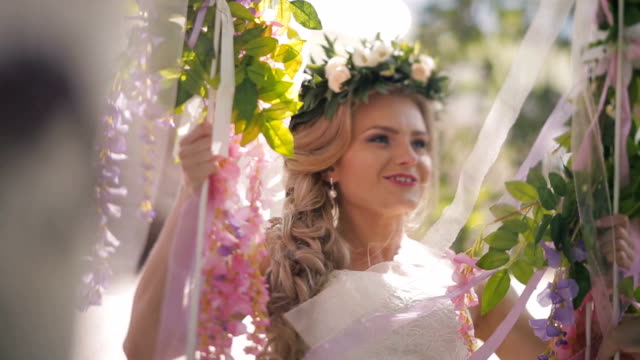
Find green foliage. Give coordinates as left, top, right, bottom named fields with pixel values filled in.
left=489, top=203, right=520, bottom=219
left=484, top=230, right=519, bottom=251
left=234, top=79, right=258, bottom=122
left=246, top=37, right=278, bottom=57
left=481, top=270, right=511, bottom=315
left=619, top=276, right=635, bottom=298
left=289, top=1, right=322, bottom=30
left=163, top=0, right=321, bottom=156
left=527, top=169, right=547, bottom=189
left=570, top=261, right=591, bottom=309
left=502, top=218, right=529, bottom=233
left=538, top=187, right=558, bottom=211
left=548, top=172, right=568, bottom=196
left=505, top=181, right=539, bottom=203
left=510, top=259, right=534, bottom=285
left=477, top=250, right=510, bottom=270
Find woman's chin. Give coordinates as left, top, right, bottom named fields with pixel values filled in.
left=380, top=200, right=420, bottom=216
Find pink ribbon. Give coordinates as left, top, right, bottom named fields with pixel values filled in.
left=188, top=0, right=213, bottom=49
left=468, top=269, right=546, bottom=360
left=600, top=0, right=614, bottom=26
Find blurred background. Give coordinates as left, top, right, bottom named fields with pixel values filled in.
left=0, top=0, right=572, bottom=359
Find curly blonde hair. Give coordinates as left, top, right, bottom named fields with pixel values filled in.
left=262, top=92, right=436, bottom=359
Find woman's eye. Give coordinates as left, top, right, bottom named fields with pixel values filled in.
left=368, top=134, right=389, bottom=144
left=412, top=139, right=428, bottom=149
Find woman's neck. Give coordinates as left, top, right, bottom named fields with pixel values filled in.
left=337, top=206, right=405, bottom=271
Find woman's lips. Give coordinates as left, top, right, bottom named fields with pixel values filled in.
left=384, top=174, right=418, bottom=186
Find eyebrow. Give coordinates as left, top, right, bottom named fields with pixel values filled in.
left=366, top=125, right=428, bottom=136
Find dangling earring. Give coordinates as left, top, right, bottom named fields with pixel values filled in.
left=328, top=177, right=337, bottom=199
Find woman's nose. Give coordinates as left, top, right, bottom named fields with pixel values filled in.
left=395, top=141, right=418, bottom=166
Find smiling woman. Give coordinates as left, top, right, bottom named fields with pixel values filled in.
left=330, top=93, right=433, bottom=231
left=264, top=91, right=442, bottom=359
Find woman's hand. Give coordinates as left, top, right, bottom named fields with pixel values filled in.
left=177, top=121, right=222, bottom=197
left=596, top=214, right=634, bottom=270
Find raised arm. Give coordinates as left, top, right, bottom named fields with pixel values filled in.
left=123, top=122, right=219, bottom=360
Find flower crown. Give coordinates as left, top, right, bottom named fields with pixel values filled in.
left=289, top=35, right=448, bottom=130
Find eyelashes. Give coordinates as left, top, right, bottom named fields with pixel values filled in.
left=366, top=134, right=429, bottom=150
left=367, top=134, right=390, bottom=144
left=411, top=139, right=428, bottom=149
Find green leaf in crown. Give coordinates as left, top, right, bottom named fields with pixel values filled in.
left=165, top=0, right=323, bottom=156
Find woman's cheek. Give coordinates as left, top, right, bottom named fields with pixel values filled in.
left=419, top=156, right=432, bottom=184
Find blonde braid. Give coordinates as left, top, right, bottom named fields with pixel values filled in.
left=262, top=104, right=352, bottom=359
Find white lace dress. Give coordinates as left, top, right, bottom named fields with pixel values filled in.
left=284, top=237, right=469, bottom=360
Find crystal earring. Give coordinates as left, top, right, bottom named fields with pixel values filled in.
left=328, top=177, right=337, bottom=199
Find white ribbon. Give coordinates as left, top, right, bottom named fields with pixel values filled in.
left=422, top=0, right=576, bottom=253
left=186, top=0, right=235, bottom=358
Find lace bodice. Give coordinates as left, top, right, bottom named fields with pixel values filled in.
left=284, top=238, right=469, bottom=360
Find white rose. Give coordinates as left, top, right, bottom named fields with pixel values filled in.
left=325, top=56, right=348, bottom=78
left=352, top=47, right=376, bottom=67
left=419, top=54, right=436, bottom=72
left=411, top=63, right=431, bottom=83
left=371, top=41, right=393, bottom=64
left=328, top=66, right=351, bottom=92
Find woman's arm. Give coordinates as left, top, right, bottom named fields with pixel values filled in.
left=472, top=284, right=546, bottom=359
left=123, top=186, right=191, bottom=360
left=123, top=122, right=218, bottom=360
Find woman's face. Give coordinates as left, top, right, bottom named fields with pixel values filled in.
left=331, top=94, right=432, bottom=216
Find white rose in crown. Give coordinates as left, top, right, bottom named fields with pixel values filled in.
left=325, top=56, right=351, bottom=92
left=411, top=55, right=436, bottom=83
left=371, top=41, right=393, bottom=64
left=325, top=56, right=348, bottom=78
left=419, top=54, right=436, bottom=71
left=353, top=47, right=380, bottom=67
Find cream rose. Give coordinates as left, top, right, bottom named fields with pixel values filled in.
left=419, top=54, right=436, bottom=72
left=411, top=63, right=431, bottom=83
left=325, top=56, right=348, bottom=78
left=371, top=41, right=393, bottom=64
left=328, top=66, right=351, bottom=92
left=352, top=47, right=376, bottom=67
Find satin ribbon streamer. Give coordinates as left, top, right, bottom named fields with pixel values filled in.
left=423, top=0, right=576, bottom=254
left=185, top=1, right=235, bottom=358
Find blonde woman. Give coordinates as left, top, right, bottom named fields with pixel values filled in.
left=124, top=39, right=634, bottom=360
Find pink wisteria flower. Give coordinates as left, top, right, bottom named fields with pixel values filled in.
left=444, top=250, right=481, bottom=354
left=197, top=130, right=270, bottom=359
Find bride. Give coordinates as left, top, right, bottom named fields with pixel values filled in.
left=123, top=38, right=633, bottom=360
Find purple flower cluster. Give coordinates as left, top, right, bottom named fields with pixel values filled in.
left=79, top=6, right=171, bottom=310
left=529, top=275, right=579, bottom=359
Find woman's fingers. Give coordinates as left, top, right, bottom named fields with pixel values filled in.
left=600, top=227, right=634, bottom=269
left=596, top=214, right=630, bottom=229
left=182, top=159, right=220, bottom=195
left=178, top=134, right=213, bottom=158
left=176, top=122, right=226, bottom=197
left=179, top=122, right=212, bottom=146
left=180, top=151, right=216, bottom=168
